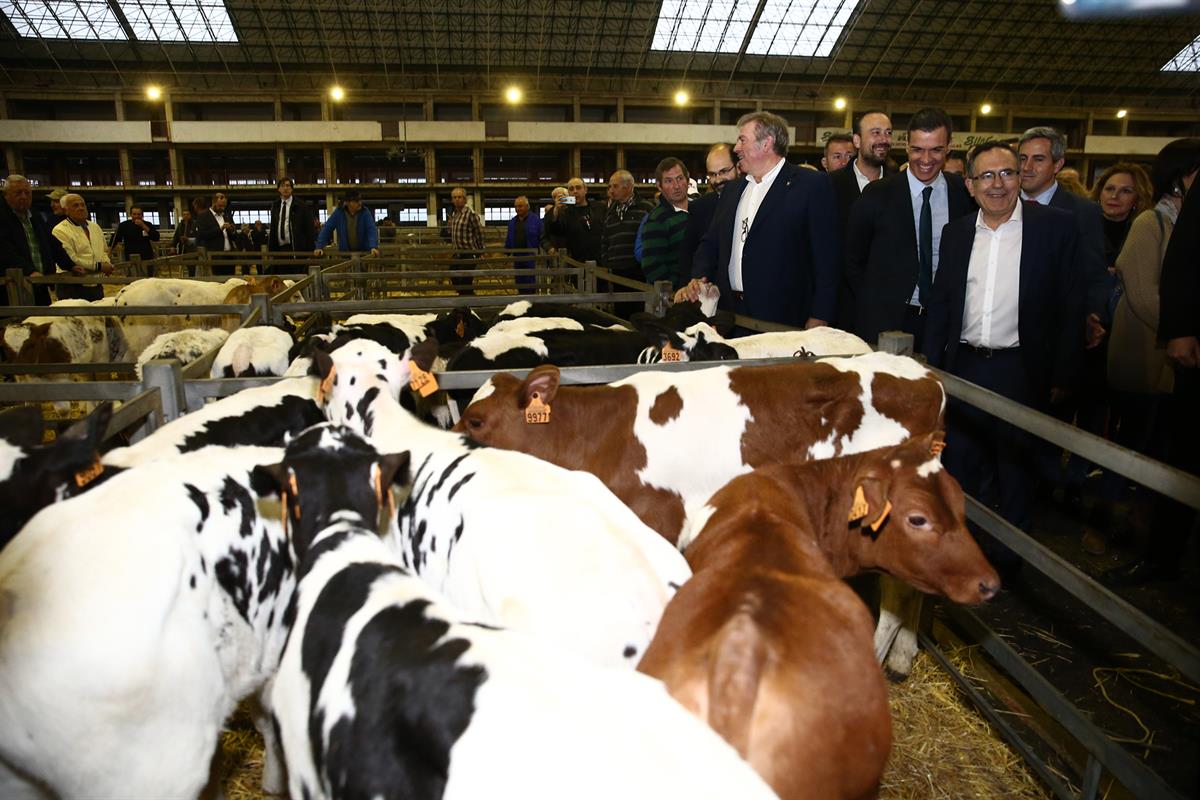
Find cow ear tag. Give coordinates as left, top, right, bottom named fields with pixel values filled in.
left=848, top=486, right=869, bottom=522
left=455, top=319, right=466, bottom=339
left=660, top=343, right=683, bottom=362
left=74, top=456, right=104, bottom=488
left=869, top=500, right=893, bottom=532
left=524, top=392, right=551, bottom=424
left=409, top=363, right=439, bottom=397
left=930, top=438, right=946, bottom=456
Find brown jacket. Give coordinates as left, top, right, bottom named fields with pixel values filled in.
left=1109, top=207, right=1174, bottom=394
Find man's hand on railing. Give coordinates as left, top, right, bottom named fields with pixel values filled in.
left=1167, top=336, right=1200, bottom=369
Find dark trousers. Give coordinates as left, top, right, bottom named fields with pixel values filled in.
left=55, top=280, right=104, bottom=301
left=451, top=252, right=475, bottom=295
left=1148, top=366, right=1200, bottom=566
left=943, top=347, right=1038, bottom=571
left=600, top=265, right=647, bottom=320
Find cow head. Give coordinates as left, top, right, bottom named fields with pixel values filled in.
left=628, top=317, right=739, bottom=364
left=254, top=423, right=410, bottom=562
left=429, top=306, right=486, bottom=344
left=454, top=364, right=561, bottom=446
left=9, top=323, right=72, bottom=365
left=0, top=402, right=114, bottom=549
left=846, top=432, right=999, bottom=605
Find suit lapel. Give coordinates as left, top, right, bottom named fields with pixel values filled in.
left=1018, top=207, right=1039, bottom=319
left=898, top=175, right=919, bottom=256
left=745, top=162, right=794, bottom=242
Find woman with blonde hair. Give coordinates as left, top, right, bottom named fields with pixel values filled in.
left=1090, top=162, right=1153, bottom=268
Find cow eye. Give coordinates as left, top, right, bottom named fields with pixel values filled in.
left=466, top=417, right=483, bottom=430
left=907, top=514, right=928, bottom=528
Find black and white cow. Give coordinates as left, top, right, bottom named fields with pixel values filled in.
left=135, top=327, right=229, bottom=378
left=212, top=325, right=295, bottom=378
left=314, top=338, right=692, bottom=667
left=102, top=376, right=324, bottom=469
left=0, top=404, right=113, bottom=549
left=634, top=320, right=872, bottom=363
left=261, top=423, right=777, bottom=800
left=0, top=444, right=295, bottom=799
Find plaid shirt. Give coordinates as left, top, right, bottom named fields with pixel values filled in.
left=448, top=206, right=484, bottom=250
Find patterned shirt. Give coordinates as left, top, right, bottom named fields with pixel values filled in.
left=448, top=206, right=484, bottom=250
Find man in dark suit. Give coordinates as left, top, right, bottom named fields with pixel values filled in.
left=195, top=191, right=238, bottom=276
left=677, top=142, right=736, bottom=281
left=845, top=107, right=975, bottom=349
left=0, top=174, right=67, bottom=306
left=924, top=142, right=1082, bottom=574
left=831, top=110, right=897, bottom=329
left=109, top=206, right=159, bottom=262
left=268, top=178, right=315, bottom=268
left=681, top=111, right=838, bottom=329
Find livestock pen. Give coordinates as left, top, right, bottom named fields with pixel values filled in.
left=2, top=256, right=1197, bottom=799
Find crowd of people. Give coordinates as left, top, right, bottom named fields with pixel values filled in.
left=2, top=109, right=1197, bottom=585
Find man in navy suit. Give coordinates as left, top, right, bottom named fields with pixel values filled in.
left=845, top=107, right=975, bottom=350
left=924, top=142, right=1083, bottom=573
left=680, top=111, right=838, bottom=329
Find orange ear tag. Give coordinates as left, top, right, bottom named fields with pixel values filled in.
left=456, top=319, right=466, bottom=339
left=317, top=365, right=337, bottom=405
left=74, top=456, right=104, bottom=488
left=930, top=438, right=947, bottom=456
left=660, top=343, right=683, bottom=362
left=869, top=499, right=893, bottom=532
left=848, top=485, right=869, bottom=522
left=524, top=392, right=551, bottom=424
left=409, top=364, right=439, bottom=397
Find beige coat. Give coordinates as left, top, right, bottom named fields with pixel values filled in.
left=1108, top=208, right=1174, bottom=395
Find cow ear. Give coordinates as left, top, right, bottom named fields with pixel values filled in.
left=522, top=365, right=560, bottom=408
left=0, top=405, right=46, bottom=449
left=61, top=401, right=112, bottom=446
left=378, top=450, right=412, bottom=490
left=250, top=463, right=289, bottom=497
left=849, top=473, right=892, bottom=535
left=410, top=336, right=438, bottom=373
left=31, top=322, right=53, bottom=337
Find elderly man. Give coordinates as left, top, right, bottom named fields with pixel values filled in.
left=821, top=133, right=857, bottom=172
left=924, top=141, right=1081, bottom=576
left=445, top=186, right=484, bottom=294
left=505, top=195, right=542, bottom=294
left=639, top=157, right=691, bottom=289
left=52, top=193, right=113, bottom=301
left=599, top=169, right=653, bottom=317
left=681, top=111, right=838, bottom=329
left=44, top=187, right=67, bottom=225
left=547, top=177, right=605, bottom=263
left=845, top=107, right=974, bottom=349
left=0, top=174, right=67, bottom=305
left=109, top=206, right=160, bottom=262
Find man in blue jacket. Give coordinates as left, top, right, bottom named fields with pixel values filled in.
left=315, top=191, right=379, bottom=256
left=505, top=195, right=542, bottom=294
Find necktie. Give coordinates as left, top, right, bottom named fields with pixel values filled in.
left=281, top=200, right=290, bottom=244
left=918, top=185, right=933, bottom=306
left=20, top=215, right=41, bottom=267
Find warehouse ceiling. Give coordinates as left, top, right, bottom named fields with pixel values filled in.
left=0, top=0, right=1197, bottom=110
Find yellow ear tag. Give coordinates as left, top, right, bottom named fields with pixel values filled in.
left=848, top=485, right=869, bottom=522
left=74, top=456, right=104, bottom=488
left=524, top=392, right=551, bottom=424
left=374, top=467, right=384, bottom=510
left=280, top=490, right=289, bottom=536
left=409, top=363, right=439, bottom=397
left=869, top=499, right=893, bottom=532
left=317, top=365, right=337, bottom=405
left=660, top=343, right=682, bottom=362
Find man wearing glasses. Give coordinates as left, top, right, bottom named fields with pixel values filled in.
left=681, top=112, right=838, bottom=329
left=923, top=141, right=1082, bottom=578
left=676, top=143, right=736, bottom=283
left=844, top=108, right=974, bottom=349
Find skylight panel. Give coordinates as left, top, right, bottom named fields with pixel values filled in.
left=121, top=1, right=238, bottom=43
left=651, top=0, right=755, bottom=53
left=1161, top=34, right=1199, bottom=71
left=745, top=0, right=858, bottom=57
left=0, top=1, right=128, bottom=40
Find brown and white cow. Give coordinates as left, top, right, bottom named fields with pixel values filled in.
left=638, top=433, right=998, bottom=800
left=454, top=351, right=946, bottom=547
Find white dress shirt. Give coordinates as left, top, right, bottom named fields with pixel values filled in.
left=1021, top=182, right=1058, bottom=205
left=728, top=156, right=785, bottom=292
left=961, top=202, right=1023, bottom=349
left=907, top=169, right=949, bottom=306
left=278, top=198, right=291, bottom=244
left=852, top=157, right=873, bottom=192
left=212, top=207, right=231, bottom=251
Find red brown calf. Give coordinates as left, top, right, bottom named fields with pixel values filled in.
left=637, top=433, right=998, bottom=800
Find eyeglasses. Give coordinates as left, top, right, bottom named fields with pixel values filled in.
left=740, top=217, right=749, bottom=243
left=971, top=168, right=1019, bottom=184
left=707, top=165, right=737, bottom=180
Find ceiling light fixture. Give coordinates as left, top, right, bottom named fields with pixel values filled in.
left=330, top=86, right=346, bottom=102
left=674, top=89, right=689, bottom=106
left=834, top=97, right=847, bottom=110
left=979, top=102, right=992, bottom=115
left=505, top=86, right=523, bottom=104
left=1116, top=109, right=1128, bottom=119
left=145, top=85, right=162, bottom=101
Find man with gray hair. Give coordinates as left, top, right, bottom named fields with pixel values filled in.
left=600, top=169, right=653, bottom=317
left=52, top=192, right=114, bottom=301
left=1018, top=126, right=1107, bottom=346
left=681, top=111, right=838, bottom=329
left=0, top=174, right=67, bottom=305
